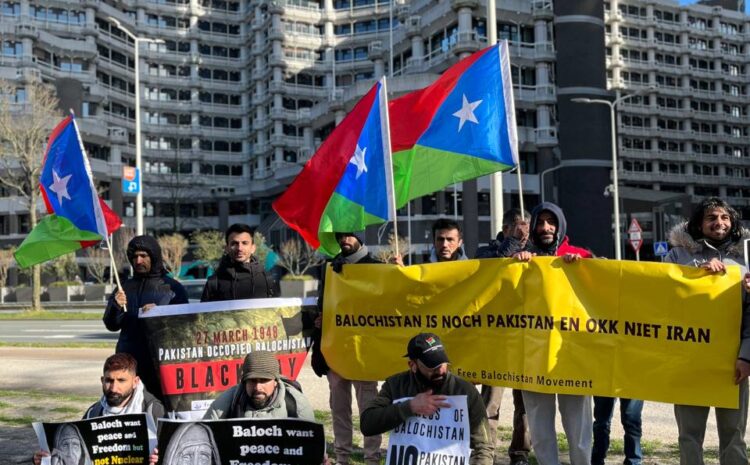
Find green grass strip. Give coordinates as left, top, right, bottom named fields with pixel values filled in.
left=0, top=311, right=101, bottom=320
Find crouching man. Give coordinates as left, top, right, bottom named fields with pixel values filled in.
left=360, top=333, right=492, bottom=465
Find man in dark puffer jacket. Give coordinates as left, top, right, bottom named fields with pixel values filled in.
left=104, top=235, right=188, bottom=400
left=201, top=223, right=279, bottom=301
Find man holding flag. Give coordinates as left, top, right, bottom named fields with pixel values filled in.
left=104, top=235, right=188, bottom=401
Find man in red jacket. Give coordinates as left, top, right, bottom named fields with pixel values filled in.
left=508, top=202, right=592, bottom=465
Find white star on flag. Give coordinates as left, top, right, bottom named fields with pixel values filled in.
left=49, top=170, right=72, bottom=204
left=349, top=144, right=368, bottom=179
left=452, top=94, right=483, bottom=131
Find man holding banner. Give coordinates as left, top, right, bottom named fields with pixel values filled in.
left=314, top=232, right=383, bottom=465
left=33, top=353, right=163, bottom=465
left=360, top=333, right=492, bottom=465
left=104, top=235, right=188, bottom=400
left=429, top=219, right=468, bottom=263
left=510, top=202, right=593, bottom=465
left=476, top=208, right=532, bottom=465
left=665, top=197, right=750, bottom=465
left=203, top=350, right=314, bottom=421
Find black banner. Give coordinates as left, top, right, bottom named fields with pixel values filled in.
left=33, top=413, right=150, bottom=465
left=141, top=298, right=317, bottom=418
left=156, top=418, right=325, bottom=465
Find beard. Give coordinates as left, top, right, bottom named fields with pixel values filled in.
left=249, top=391, right=271, bottom=409
left=105, top=389, right=132, bottom=407
left=415, top=369, right=446, bottom=390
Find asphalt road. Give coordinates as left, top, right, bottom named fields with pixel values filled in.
left=0, top=320, right=116, bottom=343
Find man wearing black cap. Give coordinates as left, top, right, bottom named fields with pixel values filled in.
left=203, top=350, right=314, bottom=420
left=313, top=231, right=383, bottom=465
left=360, top=333, right=492, bottom=465
left=104, top=235, right=188, bottom=400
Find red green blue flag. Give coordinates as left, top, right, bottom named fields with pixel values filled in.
left=273, top=79, right=395, bottom=256
left=389, top=42, right=518, bottom=206
left=14, top=115, right=122, bottom=268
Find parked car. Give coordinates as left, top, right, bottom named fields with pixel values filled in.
left=180, top=279, right=207, bottom=303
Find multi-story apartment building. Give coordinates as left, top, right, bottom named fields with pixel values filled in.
left=0, top=0, right=258, bottom=244
left=604, top=0, right=750, bottom=249
left=0, top=0, right=747, bottom=261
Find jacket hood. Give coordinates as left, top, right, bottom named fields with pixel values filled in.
left=429, top=246, right=468, bottom=263
left=668, top=221, right=750, bottom=256
left=127, top=235, right=165, bottom=277
left=530, top=202, right=567, bottom=250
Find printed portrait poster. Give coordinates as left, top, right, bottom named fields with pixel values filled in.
left=156, top=418, right=325, bottom=465
left=386, top=395, right=470, bottom=465
left=33, top=413, right=151, bottom=465
left=141, top=297, right=317, bottom=418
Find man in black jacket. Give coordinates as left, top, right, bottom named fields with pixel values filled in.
left=314, top=232, right=382, bottom=465
left=104, top=235, right=188, bottom=400
left=33, top=353, right=165, bottom=465
left=201, top=223, right=279, bottom=301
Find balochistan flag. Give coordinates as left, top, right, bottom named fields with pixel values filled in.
left=273, top=79, right=394, bottom=256
left=14, top=115, right=122, bottom=268
left=389, top=41, right=518, bottom=206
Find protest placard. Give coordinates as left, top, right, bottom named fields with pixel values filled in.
left=386, top=396, right=470, bottom=465
left=141, top=297, right=317, bottom=418
left=156, top=418, right=325, bottom=465
left=34, top=413, right=151, bottom=465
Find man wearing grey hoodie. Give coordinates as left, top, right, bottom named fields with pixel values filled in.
left=665, top=197, right=750, bottom=465
left=508, top=202, right=592, bottom=465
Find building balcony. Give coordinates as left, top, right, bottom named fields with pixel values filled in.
left=452, top=31, right=481, bottom=56
left=534, top=42, right=555, bottom=61
left=532, top=0, right=553, bottom=20
left=535, top=127, right=558, bottom=147
left=269, top=26, right=285, bottom=42
left=534, top=84, right=556, bottom=104
left=404, top=15, right=421, bottom=37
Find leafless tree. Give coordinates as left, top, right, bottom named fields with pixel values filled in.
left=374, top=232, right=410, bottom=263
left=158, top=233, right=188, bottom=276
left=113, top=226, right=135, bottom=272
left=276, top=238, right=324, bottom=277
left=84, top=246, right=109, bottom=284
left=46, top=252, right=79, bottom=283
left=0, top=80, right=62, bottom=310
left=0, top=247, right=14, bottom=288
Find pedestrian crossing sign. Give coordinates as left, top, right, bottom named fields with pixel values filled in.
left=653, top=241, right=669, bottom=257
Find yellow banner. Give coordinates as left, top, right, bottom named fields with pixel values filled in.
left=321, top=257, right=743, bottom=408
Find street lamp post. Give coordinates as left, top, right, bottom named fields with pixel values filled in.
left=572, top=90, right=649, bottom=260
left=107, top=17, right=163, bottom=236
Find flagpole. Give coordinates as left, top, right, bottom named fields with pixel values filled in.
left=103, top=233, right=124, bottom=303
left=380, top=77, right=399, bottom=258
left=487, top=0, right=504, bottom=234
left=516, top=166, right=525, bottom=220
